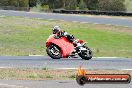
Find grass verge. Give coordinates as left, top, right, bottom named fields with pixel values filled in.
left=0, top=68, right=76, bottom=80
left=0, top=16, right=132, bottom=57
left=0, top=68, right=132, bottom=80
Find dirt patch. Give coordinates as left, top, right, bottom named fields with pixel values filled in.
left=88, top=23, right=132, bottom=35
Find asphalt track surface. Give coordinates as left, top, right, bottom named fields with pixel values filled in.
left=0, top=10, right=132, bottom=27
left=0, top=56, right=132, bottom=70
left=0, top=56, right=131, bottom=88
left=0, top=80, right=131, bottom=88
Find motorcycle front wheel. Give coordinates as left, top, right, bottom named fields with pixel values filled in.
left=78, top=46, right=92, bottom=60
left=46, top=44, right=61, bottom=59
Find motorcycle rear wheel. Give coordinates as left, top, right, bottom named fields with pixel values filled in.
left=46, top=44, right=61, bottom=59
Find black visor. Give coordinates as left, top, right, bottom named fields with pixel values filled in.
left=53, top=29, right=59, bottom=34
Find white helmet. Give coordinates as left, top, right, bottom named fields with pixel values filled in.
left=52, top=26, right=60, bottom=34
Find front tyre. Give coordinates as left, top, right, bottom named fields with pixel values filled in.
left=79, top=47, right=92, bottom=60
left=46, top=44, right=61, bottom=59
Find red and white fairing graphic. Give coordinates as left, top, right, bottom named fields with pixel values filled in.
left=46, top=34, right=76, bottom=58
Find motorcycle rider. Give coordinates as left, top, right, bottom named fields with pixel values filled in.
left=52, top=26, right=82, bottom=48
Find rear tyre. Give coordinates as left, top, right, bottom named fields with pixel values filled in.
left=46, top=44, right=61, bottom=59
left=79, top=46, right=92, bottom=60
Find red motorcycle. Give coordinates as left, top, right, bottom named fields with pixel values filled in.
left=46, top=34, right=92, bottom=60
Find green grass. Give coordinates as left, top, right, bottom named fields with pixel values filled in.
left=0, top=16, right=132, bottom=57
left=0, top=68, right=75, bottom=80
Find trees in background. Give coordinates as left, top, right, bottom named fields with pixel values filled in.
left=47, top=0, right=63, bottom=9
left=0, top=0, right=127, bottom=11
left=0, top=0, right=10, bottom=6
left=19, top=0, right=29, bottom=7
left=79, top=0, right=87, bottom=10
left=98, top=0, right=126, bottom=11
left=63, top=0, right=77, bottom=10
left=0, top=0, right=29, bottom=7
left=38, top=0, right=48, bottom=5
left=29, top=0, right=37, bottom=7
left=84, top=0, right=99, bottom=10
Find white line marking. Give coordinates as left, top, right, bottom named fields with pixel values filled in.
left=72, top=21, right=79, bottom=23
left=56, top=68, right=132, bottom=71
left=121, top=69, right=132, bottom=71
left=56, top=68, right=78, bottom=70
left=48, top=19, right=55, bottom=20
left=0, top=67, right=13, bottom=68
left=0, top=83, right=28, bottom=88
left=28, top=55, right=126, bottom=58
left=93, top=57, right=124, bottom=58
left=29, top=54, right=44, bottom=56
left=80, top=22, right=89, bottom=24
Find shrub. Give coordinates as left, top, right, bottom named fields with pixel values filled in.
left=64, top=0, right=77, bottom=10
left=98, top=0, right=126, bottom=11
left=79, top=0, right=87, bottom=10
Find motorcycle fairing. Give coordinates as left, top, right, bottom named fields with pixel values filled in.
left=46, top=35, right=75, bottom=58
